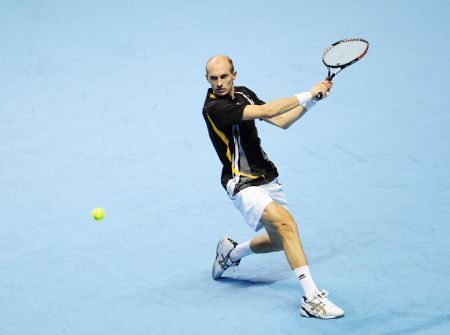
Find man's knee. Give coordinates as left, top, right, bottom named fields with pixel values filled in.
left=261, top=202, right=297, bottom=238
left=268, top=219, right=297, bottom=237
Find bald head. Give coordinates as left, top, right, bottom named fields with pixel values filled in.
left=205, top=55, right=234, bottom=75
left=205, top=55, right=237, bottom=97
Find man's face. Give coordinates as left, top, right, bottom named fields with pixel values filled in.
left=206, top=59, right=237, bottom=97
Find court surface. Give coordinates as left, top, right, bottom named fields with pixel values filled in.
left=1, top=1, right=450, bottom=334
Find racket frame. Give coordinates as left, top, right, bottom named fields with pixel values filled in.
left=322, top=38, right=369, bottom=70
left=316, top=38, right=369, bottom=99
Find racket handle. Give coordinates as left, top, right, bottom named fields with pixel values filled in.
left=315, top=75, right=334, bottom=100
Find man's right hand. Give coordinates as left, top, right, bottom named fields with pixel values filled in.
left=310, top=81, right=333, bottom=100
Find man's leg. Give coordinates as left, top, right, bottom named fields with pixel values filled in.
left=256, top=201, right=344, bottom=319
left=231, top=201, right=315, bottom=293
left=250, top=233, right=283, bottom=253
left=259, top=202, right=308, bottom=269
left=229, top=233, right=281, bottom=262
left=230, top=202, right=304, bottom=262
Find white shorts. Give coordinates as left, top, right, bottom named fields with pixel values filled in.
left=227, top=179, right=289, bottom=232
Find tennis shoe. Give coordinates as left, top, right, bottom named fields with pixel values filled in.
left=300, top=290, right=344, bottom=319
left=212, top=236, right=240, bottom=279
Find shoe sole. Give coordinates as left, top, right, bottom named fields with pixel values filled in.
left=300, top=307, right=344, bottom=320
left=212, top=236, right=229, bottom=280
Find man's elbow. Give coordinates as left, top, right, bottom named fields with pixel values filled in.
left=259, top=104, right=278, bottom=119
left=267, top=118, right=290, bottom=130
left=276, top=117, right=292, bottom=129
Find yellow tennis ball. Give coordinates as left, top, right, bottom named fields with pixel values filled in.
left=92, top=208, right=105, bottom=221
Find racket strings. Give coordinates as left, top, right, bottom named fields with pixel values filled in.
left=323, top=39, right=368, bottom=68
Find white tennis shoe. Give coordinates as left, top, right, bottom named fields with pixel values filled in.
left=300, top=290, right=345, bottom=319
left=212, top=236, right=240, bottom=279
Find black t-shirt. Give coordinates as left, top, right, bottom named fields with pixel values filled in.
left=202, top=86, right=278, bottom=196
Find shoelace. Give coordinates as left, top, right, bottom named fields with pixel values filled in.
left=316, top=290, right=329, bottom=299
left=305, top=290, right=329, bottom=304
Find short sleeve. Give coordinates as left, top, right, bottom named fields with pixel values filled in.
left=246, top=88, right=265, bottom=105
left=205, top=99, right=245, bottom=127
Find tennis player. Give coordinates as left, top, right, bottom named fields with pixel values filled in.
left=202, top=55, right=344, bottom=319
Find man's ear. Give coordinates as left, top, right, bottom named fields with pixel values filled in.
left=205, top=74, right=209, bottom=82
left=233, top=71, right=238, bottom=80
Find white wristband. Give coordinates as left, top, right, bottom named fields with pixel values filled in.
left=295, top=91, right=312, bottom=105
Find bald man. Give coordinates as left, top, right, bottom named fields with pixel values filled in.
left=202, top=55, right=344, bottom=319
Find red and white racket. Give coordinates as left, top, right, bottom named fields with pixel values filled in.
left=317, top=38, right=369, bottom=99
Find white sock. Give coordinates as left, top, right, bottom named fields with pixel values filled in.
left=294, top=265, right=319, bottom=300
left=230, top=240, right=254, bottom=262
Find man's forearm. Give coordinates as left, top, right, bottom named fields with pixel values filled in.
left=242, top=96, right=299, bottom=120
left=262, top=96, right=300, bottom=117
left=264, top=105, right=308, bottom=129
left=243, top=80, right=331, bottom=122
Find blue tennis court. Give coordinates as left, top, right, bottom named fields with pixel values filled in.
left=1, top=1, right=449, bottom=334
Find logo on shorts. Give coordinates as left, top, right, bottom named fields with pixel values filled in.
left=299, top=274, right=306, bottom=280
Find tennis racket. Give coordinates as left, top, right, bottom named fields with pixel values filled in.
left=316, top=38, right=369, bottom=99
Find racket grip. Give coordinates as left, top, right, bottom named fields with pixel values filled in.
left=315, top=75, right=334, bottom=100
